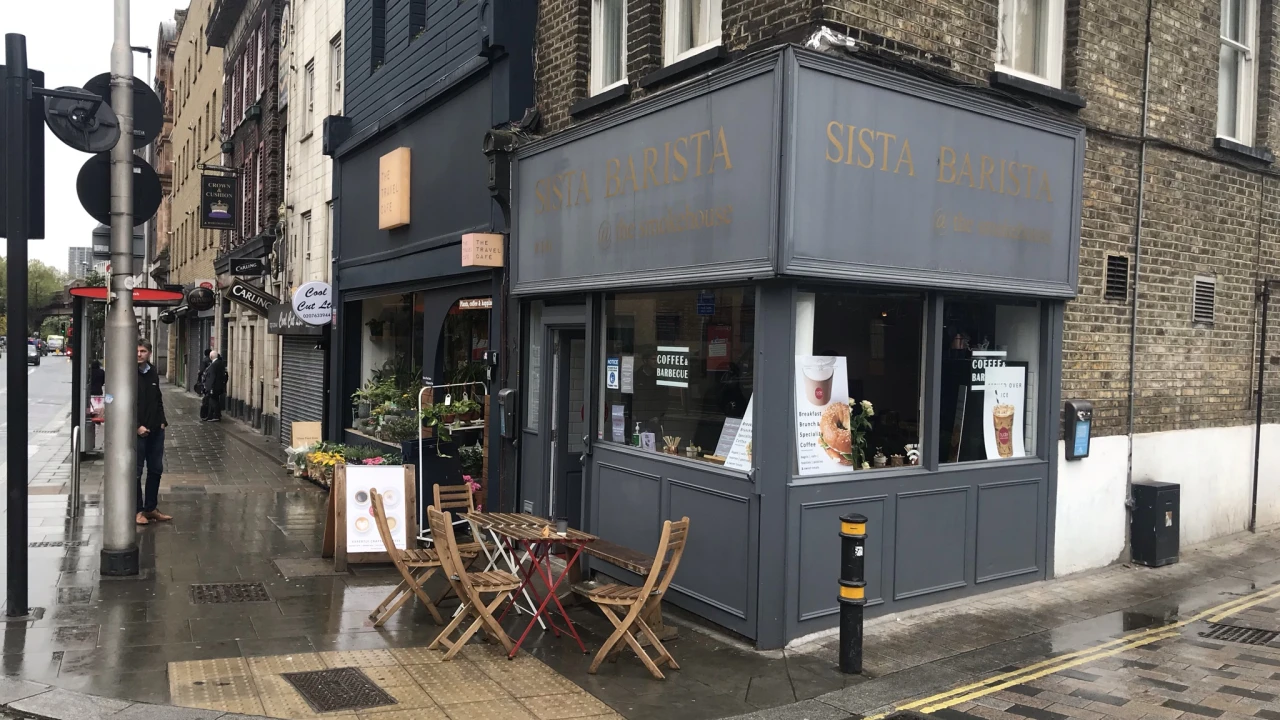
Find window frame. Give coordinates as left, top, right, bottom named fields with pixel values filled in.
left=590, top=0, right=628, bottom=95
left=330, top=33, right=343, bottom=115
left=662, top=0, right=722, bottom=66
left=995, top=0, right=1066, bottom=89
left=303, top=59, right=316, bottom=133
left=1217, top=0, right=1260, bottom=145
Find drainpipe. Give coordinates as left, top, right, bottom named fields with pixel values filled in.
left=1251, top=279, right=1275, bottom=532
left=1124, top=0, right=1155, bottom=559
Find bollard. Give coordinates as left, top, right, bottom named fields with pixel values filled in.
left=69, top=426, right=81, bottom=519
left=838, top=513, right=867, bottom=674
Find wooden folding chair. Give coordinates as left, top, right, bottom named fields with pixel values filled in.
left=574, top=517, right=690, bottom=679
left=367, top=489, right=448, bottom=626
left=425, top=506, right=520, bottom=660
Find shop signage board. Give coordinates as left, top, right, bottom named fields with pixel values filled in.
left=786, top=57, right=1083, bottom=296
left=794, top=356, right=854, bottom=476
left=378, top=147, right=411, bottom=230
left=655, top=346, right=690, bottom=388
left=513, top=66, right=779, bottom=293
left=458, top=297, right=493, bottom=310
left=267, top=303, right=324, bottom=336
left=606, top=357, right=620, bottom=389
left=228, top=280, right=278, bottom=316
left=982, top=365, right=1026, bottom=460
left=229, top=257, right=266, bottom=276
left=199, top=175, right=236, bottom=230
left=322, top=464, right=418, bottom=571
left=292, top=422, right=322, bottom=448
left=292, top=281, right=333, bottom=325
left=461, top=233, right=503, bottom=267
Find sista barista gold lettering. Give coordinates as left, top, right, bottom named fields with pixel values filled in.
left=823, top=120, right=1054, bottom=203
left=531, top=127, right=733, bottom=214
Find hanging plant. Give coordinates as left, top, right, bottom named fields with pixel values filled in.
left=366, top=318, right=385, bottom=338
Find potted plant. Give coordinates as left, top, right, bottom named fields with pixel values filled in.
left=366, top=318, right=385, bottom=338
left=377, top=414, right=424, bottom=469
left=459, top=442, right=484, bottom=477
left=456, top=397, right=482, bottom=424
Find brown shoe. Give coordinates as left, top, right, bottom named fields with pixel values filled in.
left=145, top=510, right=173, bottom=522
left=135, top=512, right=149, bottom=526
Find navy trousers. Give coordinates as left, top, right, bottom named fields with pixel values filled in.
left=135, top=428, right=165, bottom=513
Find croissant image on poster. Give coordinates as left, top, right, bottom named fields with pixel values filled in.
left=794, top=356, right=855, bottom=476
left=982, top=365, right=1027, bottom=460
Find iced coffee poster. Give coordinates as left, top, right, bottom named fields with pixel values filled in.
left=982, top=365, right=1027, bottom=460
left=345, top=465, right=407, bottom=553
left=794, top=356, right=854, bottom=476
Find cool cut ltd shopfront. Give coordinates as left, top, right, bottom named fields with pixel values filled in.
left=510, top=47, right=1084, bottom=648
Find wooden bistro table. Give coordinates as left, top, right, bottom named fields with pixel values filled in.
left=464, top=513, right=596, bottom=658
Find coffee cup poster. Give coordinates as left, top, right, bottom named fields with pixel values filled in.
left=794, top=356, right=856, bottom=476
left=345, top=465, right=407, bottom=553
left=982, top=365, right=1027, bottom=460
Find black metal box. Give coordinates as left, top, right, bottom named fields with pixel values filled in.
left=1131, top=481, right=1179, bottom=567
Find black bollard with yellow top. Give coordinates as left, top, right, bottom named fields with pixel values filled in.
left=838, top=513, right=867, bottom=674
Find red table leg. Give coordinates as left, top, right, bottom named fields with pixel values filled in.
left=507, top=540, right=590, bottom=657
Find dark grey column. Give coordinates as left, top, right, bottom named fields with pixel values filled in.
left=754, top=281, right=795, bottom=649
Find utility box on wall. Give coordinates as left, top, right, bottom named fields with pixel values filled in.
left=1064, top=400, right=1092, bottom=460
left=1131, top=481, right=1179, bottom=567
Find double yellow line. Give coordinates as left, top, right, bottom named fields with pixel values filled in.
left=866, top=581, right=1280, bottom=718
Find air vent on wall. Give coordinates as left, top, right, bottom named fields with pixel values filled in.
left=1105, top=255, right=1129, bottom=301
left=1193, top=276, right=1216, bottom=325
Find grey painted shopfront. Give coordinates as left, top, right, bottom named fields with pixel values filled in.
left=510, top=48, right=1084, bottom=649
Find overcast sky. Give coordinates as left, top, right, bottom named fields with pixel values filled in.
left=5, top=0, right=186, bottom=272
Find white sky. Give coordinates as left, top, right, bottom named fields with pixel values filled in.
left=5, top=0, right=186, bottom=271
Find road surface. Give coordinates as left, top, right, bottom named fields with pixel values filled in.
left=0, top=353, right=73, bottom=484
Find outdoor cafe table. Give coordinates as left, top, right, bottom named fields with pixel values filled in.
left=463, top=512, right=597, bottom=658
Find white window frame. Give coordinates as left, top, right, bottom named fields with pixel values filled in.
left=995, top=0, right=1065, bottom=89
left=590, top=0, right=627, bottom=95
left=301, top=210, right=312, bottom=280
left=304, top=59, right=316, bottom=133
left=1218, top=0, right=1259, bottom=144
left=662, top=0, right=721, bottom=66
left=330, top=33, right=343, bottom=115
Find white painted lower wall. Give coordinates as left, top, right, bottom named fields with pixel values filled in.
left=1054, top=424, right=1280, bottom=577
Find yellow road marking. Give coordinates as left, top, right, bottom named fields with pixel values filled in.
left=882, top=581, right=1280, bottom=715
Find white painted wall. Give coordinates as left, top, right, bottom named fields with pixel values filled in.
left=1054, top=424, right=1280, bottom=577
left=1054, top=435, right=1128, bottom=575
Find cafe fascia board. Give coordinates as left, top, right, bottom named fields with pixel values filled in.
left=378, top=147, right=411, bottom=230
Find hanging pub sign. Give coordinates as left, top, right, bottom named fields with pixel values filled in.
left=187, top=286, right=216, bottom=311
left=199, top=175, right=236, bottom=230
left=229, top=257, right=267, bottom=276
left=291, top=281, right=332, bottom=326
left=228, top=279, right=278, bottom=316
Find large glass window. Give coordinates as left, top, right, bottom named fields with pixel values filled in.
left=440, top=298, right=491, bottom=386
left=796, top=291, right=925, bottom=472
left=350, top=292, right=424, bottom=431
left=939, top=297, right=1041, bottom=463
left=601, top=287, right=754, bottom=466
left=1218, top=0, right=1258, bottom=143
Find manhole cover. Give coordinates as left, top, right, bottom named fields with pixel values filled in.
left=1201, top=623, right=1279, bottom=645
left=280, top=667, right=397, bottom=713
left=189, top=582, right=272, bottom=604
left=56, top=587, right=93, bottom=605
left=29, top=541, right=87, bottom=548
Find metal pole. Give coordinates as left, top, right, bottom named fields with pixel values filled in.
left=101, top=0, right=139, bottom=576
left=4, top=33, right=31, bottom=617
left=70, top=426, right=81, bottom=519
left=1251, top=280, right=1272, bottom=533
left=838, top=513, right=866, bottom=674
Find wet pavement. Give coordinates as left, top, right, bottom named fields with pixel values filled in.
left=4, top=382, right=1280, bottom=720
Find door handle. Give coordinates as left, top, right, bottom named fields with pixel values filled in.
left=580, top=434, right=592, bottom=465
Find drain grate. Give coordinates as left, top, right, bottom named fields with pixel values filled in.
left=1201, top=623, right=1279, bottom=645
left=189, top=582, right=272, bottom=604
left=56, top=587, right=93, bottom=605
left=281, top=667, right=397, bottom=713
left=29, top=541, right=87, bottom=548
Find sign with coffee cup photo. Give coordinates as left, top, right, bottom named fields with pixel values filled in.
left=794, top=356, right=856, bottom=476
left=344, top=465, right=408, bottom=553
left=982, top=365, right=1027, bottom=460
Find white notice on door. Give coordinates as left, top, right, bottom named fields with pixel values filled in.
left=620, top=356, right=634, bottom=394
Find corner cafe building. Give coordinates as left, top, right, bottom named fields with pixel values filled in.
left=509, top=47, right=1084, bottom=649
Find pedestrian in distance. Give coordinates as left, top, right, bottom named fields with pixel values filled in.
left=89, top=360, right=105, bottom=397
left=197, top=350, right=213, bottom=420
left=135, top=340, right=172, bottom=526
left=205, top=350, right=227, bottom=422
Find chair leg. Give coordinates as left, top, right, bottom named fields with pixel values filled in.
left=589, top=605, right=629, bottom=674
left=429, top=601, right=473, bottom=652
left=635, top=616, right=678, bottom=670
left=405, top=568, right=445, bottom=625
left=368, top=580, right=411, bottom=626
left=476, top=593, right=515, bottom=653
left=442, top=612, right=488, bottom=661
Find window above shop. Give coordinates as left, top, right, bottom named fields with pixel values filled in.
left=600, top=287, right=754, bottom=466
left=1218, top=0, right=1259, bottom=145
left=996, top=0, right=1064, bottom=89
left=663, top=0, right=721, bottom=66
left=591, top=0, right=627, bottom=95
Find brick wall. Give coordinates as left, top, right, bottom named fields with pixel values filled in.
left=530, top=0, right=1280, bottom=436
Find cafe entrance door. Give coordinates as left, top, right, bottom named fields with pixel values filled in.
left=547, top=329, right=587, bottom=529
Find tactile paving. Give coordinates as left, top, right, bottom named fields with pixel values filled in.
left=519, top=693, right=620, bottom=720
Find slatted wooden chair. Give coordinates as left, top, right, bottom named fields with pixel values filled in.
left=367, top=488, right=450, bottom=626
left=573, top=517, right=690, bottom=679
left=425, top=506, right=520, bottom=660
left=430, top=483, right=492, bottom=559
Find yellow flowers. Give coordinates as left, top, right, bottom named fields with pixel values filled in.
left=307, top=451, right=344, bottom=467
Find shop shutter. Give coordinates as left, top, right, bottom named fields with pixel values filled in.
left=280, top=336, right=326, bottom=446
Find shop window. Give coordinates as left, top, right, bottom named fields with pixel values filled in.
left=663, top=0, right=721, bottom=65
left=939, top=298, right=1041, bottom=463
left=601, top=287, right=754, bottom=466
left=591, top=0, right=627, bottom=94
left=350, top=292, right=424, bottom=431
left=996, top=0, right=1064, bottom=88
left=1218, top=0, right=1258, bottom=144
left=796, top=291, right=924, bottom=473
left=440, top=297, right=492, bottom=388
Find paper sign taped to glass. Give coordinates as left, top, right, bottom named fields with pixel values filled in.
left=794, top=356, right=857, bottom=476
left=982, top=365, right=1027, bottom=460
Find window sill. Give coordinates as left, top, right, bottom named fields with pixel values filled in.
left=569, top=84, right=629, bottom=118
left=1214, top=137, right=1274, bottom=164
left=640, top=45, right=728, bottom=90
left=595, top=441, right=752, bottom=481
left=300, top=130, right=314, bottom=142
left=989, top=71, right=1086, bottom=110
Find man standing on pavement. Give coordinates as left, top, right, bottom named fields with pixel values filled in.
left=136, top=340, right=173, bottom=526
left=197, top=350, right=213, bottom=420
left=205, top=350, right=227, bottom=422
